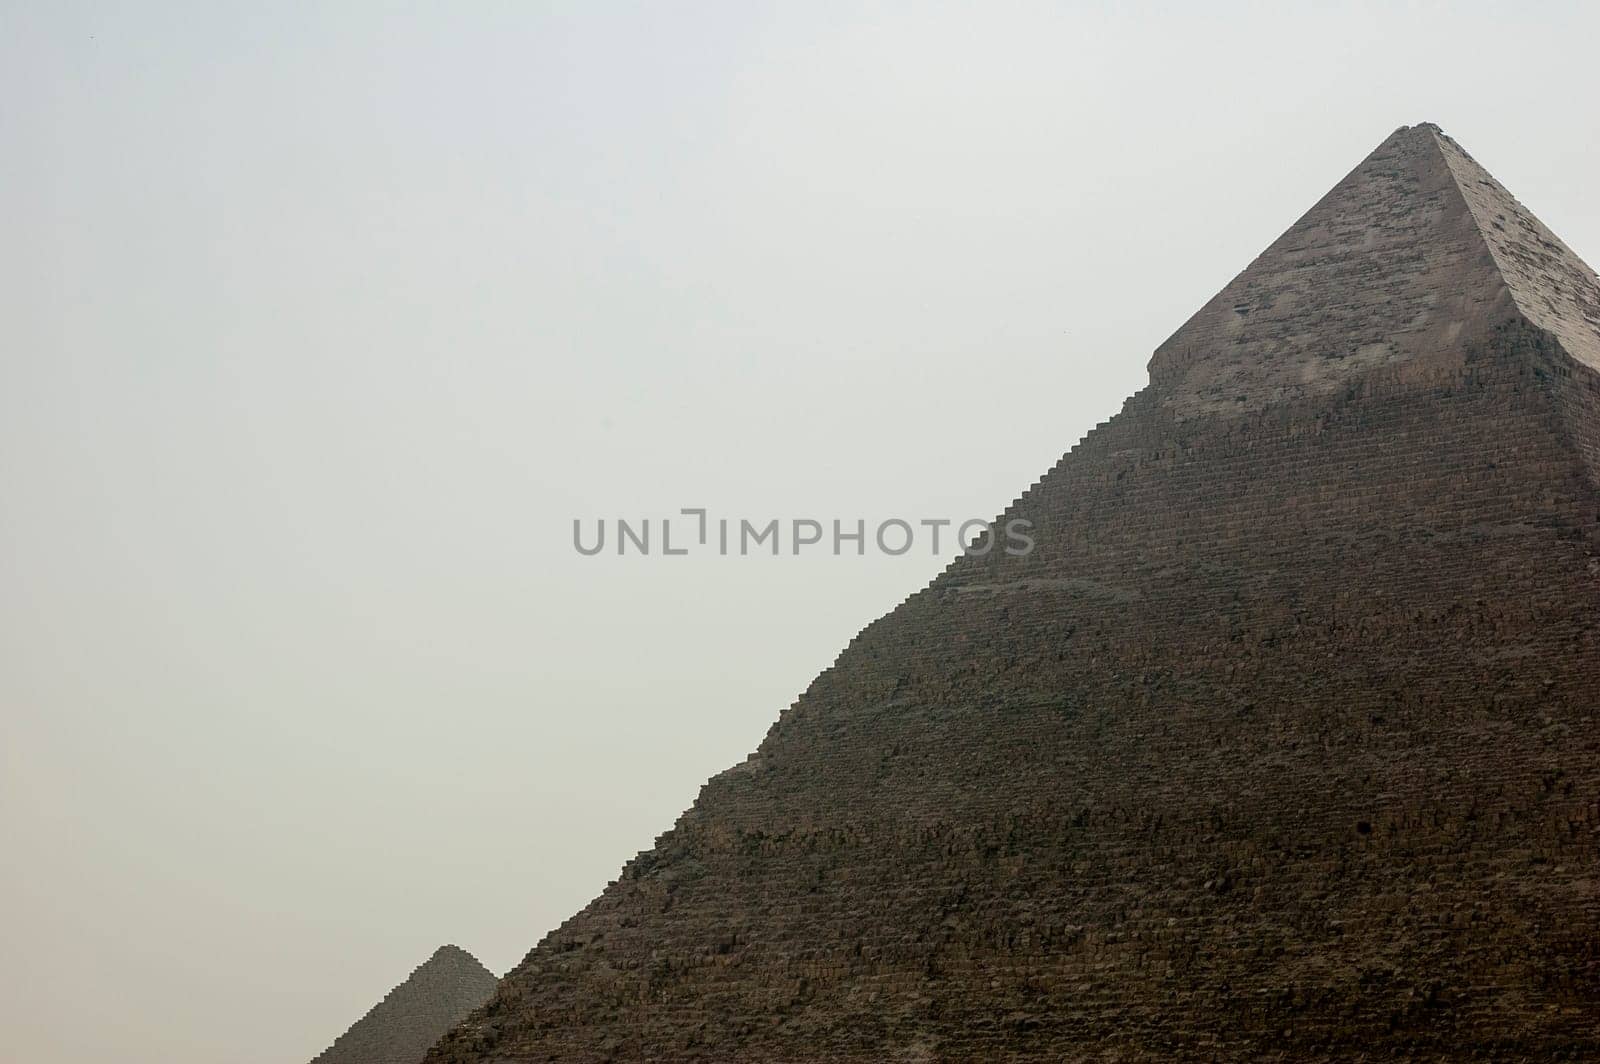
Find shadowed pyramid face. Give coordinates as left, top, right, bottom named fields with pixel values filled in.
left=428, top=126, right=1600, bottom=1062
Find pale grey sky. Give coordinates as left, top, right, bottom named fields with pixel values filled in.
left=3, top=3, right=1597, bottom=1062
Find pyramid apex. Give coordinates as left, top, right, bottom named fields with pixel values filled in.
left=1148, top=121, right=1600, bottom=416
left=424, top=943, right=492, bottom=973
left=1377, top=121, right=1443, bottom=145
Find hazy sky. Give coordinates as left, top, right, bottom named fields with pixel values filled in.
left=4, top=4, right=1598, bottom=1062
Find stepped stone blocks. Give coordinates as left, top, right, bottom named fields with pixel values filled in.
left=311, top=945, right=498, bottom=1064
left=428, top=125, right=1600, bottom=1060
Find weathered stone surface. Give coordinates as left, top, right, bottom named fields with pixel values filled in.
left=311, top=945, right=498, bottom=1064
left=1152, top=124, right=1521, bottom=418
left=429, top=125, right=1600, bottom=1061
left=1437, top=130, right=1600, bottom=374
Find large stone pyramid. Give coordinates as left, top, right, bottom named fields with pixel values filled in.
left=433, top=124, right=1600, bottom=1061
left=311, top=945, right=498, bottom=1064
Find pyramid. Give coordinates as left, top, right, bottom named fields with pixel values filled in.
left=431, top=125, right=1600, bottom=1061
left=310, top=945, right=498, bottom=1064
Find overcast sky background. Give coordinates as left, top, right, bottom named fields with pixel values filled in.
left=4, top=3, right=1598, bottom=1062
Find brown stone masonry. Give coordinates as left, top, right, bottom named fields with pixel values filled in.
left=423, top=125, right=1600, bottom=1061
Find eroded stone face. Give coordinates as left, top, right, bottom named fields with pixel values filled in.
left=425, top=127, right=1600, bottom=1062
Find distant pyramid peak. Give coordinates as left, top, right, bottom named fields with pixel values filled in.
left=1150, top=122, right=1600, bottom=416
left=309, top=944, right=498, bottom=1064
